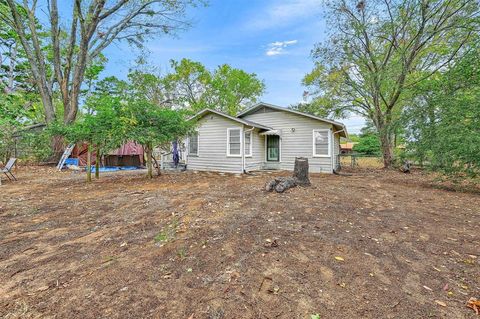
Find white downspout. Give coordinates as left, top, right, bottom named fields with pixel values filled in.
left=331, top=128, right=345, bottom=172
left=242, top=126, right=255, bottom=173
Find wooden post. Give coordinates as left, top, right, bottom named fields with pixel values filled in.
left=86, top=143, right=92, bottom=182
left=146, top=143, right=153, bottom=179
left=95, top=145, right=100, bottom=179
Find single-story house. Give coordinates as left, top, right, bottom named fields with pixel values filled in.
left=185, top=102, right=347, bottom=174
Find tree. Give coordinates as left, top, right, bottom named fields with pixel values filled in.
left=303, top=0, right=479, bottom=168
left=163, top=58, right=265, bottom=115
left=404, top=44, right=480, bottom=176
left=52, top=92, right=125, bottom=182
left=124, top=100, right=193, bottom=178
left=353, top=133, right=381, bottom=155
left=1, top=0, right=203, bottom=124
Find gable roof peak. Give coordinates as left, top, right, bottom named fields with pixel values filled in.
left=237, top=102, right=347, bottom=137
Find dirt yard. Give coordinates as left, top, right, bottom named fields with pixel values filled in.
left=0, top=167, right=479, bottom=319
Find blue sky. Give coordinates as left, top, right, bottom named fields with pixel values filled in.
left=101, top=0, right=365, bottom=134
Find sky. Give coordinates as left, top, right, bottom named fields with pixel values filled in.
left=101, top=0, right=365, bottom=134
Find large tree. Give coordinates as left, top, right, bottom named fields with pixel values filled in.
left=303, top=0, right=479, bottom=167
left=1, top=0, right=203, bottom=124
left=404, top=44, right=480, bottom=176
left=163, top=58, right=266, bottom=115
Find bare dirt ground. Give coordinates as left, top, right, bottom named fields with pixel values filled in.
left=0, top=167, right=479, bottom=319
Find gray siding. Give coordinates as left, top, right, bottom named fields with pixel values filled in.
left=187, top=113, right=243, bottom=173
left=333, top=133, right=340, bottom=170
left=242, top=107, right=334, bottom=173
left=245, top=129, right=265, bottom=171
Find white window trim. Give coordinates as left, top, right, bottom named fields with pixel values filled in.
left=188, top=131, right=199, bottom=156
left=227, top=128, right=242, bottom=157
left=244, top=131, right=253, bottom=157
left=312, top=129, right=331, bottom=157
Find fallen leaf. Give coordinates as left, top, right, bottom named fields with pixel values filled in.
left=466, top=298, right=480, bottom=315
left=334, top=256, right=344, bottom=261
left=435, top=300, right=447, bottom=307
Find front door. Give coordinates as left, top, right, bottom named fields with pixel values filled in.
left=266, top=135, right=280, bottom=161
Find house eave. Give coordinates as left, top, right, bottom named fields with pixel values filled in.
left=189, top=108, right=272, bottom=131
left=237, top=102, right=348, bottom=138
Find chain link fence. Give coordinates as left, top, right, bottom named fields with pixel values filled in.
left=339, top=154, right=384, bottom=169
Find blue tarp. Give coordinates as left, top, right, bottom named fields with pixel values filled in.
left=88, top=166, right=140, bottom=172
left=64, top=158, right=79, bottom=166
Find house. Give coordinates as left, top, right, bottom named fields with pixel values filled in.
left=340, top=142, right=357, bottom=154
left=185, top=102, right=347, bottom=174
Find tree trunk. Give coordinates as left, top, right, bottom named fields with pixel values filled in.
left=379, top=130, right=394, bottom=168
left=95, top=145, right=100, bottom=179
left=86, top=144, right=92, bottom=183
left=265, top=158, right=311, bottom=193
left=293, top=157, right=310, bottom=186
left=145, top=143, right=153, bottom=179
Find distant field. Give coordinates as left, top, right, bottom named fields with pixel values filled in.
left=340, top=155, right=384, bottom=169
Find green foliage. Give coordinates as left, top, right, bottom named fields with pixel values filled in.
left=16, top=129, right=52, bottom=162
left=353, top=134, right=381, bottom=156
left=303, top=0, right=479, bottom=167
left=124, top=100, right=193, bottom=148
left=163, top=58, right=265, bottom=115
left=290, top=101, right=330, bottom=118
left=404, top=45, right=480, bottom=177
left=49, top=72, right=194, bottom=180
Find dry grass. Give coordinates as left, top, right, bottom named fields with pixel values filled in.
left=0, top=167, right=479, bottom=318
left=340, top=155, right=384, bottom=169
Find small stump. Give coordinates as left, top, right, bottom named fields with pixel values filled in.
left=265, top=157, right=311, bottom=193
left=400, top=160, right=411, bottom=173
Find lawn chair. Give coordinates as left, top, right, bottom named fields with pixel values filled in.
left=1, top=158, right=17, bottom=184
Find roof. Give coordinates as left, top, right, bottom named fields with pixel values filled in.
left=237, top=102, right=348, bottom=138
left=189, top=108, right=272, bottom=130
left=340, top=142, right=357, bottom=150
left=13, top=123, right=47, bottom=137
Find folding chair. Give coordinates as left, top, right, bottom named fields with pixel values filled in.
left=1, top=158, right=17, bottom=182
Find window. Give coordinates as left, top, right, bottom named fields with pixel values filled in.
left=227, top=128, right=241, bottom=156
left=313, top=129, right=330, bottom=157
left=188, top=132, right=198, bottom=155
left=244, top=131, right=252, bottom=157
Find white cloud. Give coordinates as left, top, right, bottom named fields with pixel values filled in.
left=246, top=0, right=323, bottom=31
left=265, top=40, right=298, bottom=56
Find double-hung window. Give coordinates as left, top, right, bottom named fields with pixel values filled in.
left=227, top=128, right=241, bottom=157
left=188, top=132, right=199, bottom=156
left=313, top=129, right=331, bottom=157
left=244, top=131, right=252, bottom=157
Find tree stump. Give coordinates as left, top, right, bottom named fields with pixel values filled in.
left=265, top=157, right=311, bottom=193
left=293, top=157, right=311, bottom=186
left=400, top=160, right=411, bottom=173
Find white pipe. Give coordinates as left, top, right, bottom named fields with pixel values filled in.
left=242, top=126, right=255, bottom=173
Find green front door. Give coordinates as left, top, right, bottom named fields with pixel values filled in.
left=266, top=135, right=280, bottom=161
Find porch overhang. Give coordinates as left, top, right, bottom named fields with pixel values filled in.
left=260, top=129, right=282, bottom=136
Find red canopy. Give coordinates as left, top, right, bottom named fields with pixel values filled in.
left=71, top=141, right=144, bottom=166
